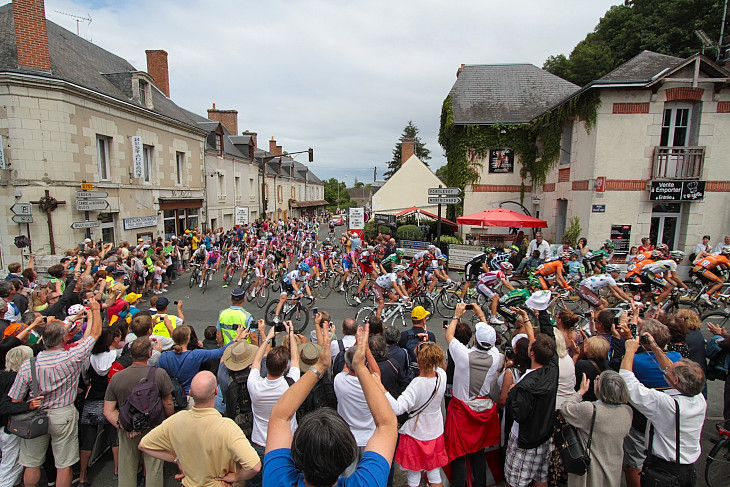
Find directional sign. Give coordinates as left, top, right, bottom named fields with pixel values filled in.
left=428, top=196, right=461, bottom=205
left=76, top=191, right=108, bottom=199
left=428, top=187, right=461, bottom=196
left=76, top=199, right=109, bottom=211
left=70, top=220, right=100, bottom=229
left=12, top=215, right=33, bottom=223
left=10, top=203, right=32, bottom=215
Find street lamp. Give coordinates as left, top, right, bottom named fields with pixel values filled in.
left=337, top=174, right=348, bottom=211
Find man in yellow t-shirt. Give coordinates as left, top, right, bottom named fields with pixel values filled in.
left=139, top=371, right=261, bottom=487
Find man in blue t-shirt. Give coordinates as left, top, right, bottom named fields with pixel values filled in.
left=262, top=319, right=396, bottom=487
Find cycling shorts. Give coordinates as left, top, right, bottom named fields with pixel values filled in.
left=537, top=275, right=550, bottom=291
left=464, top=262, right=481, bottom=281
left=342, top=258, right=353, bottom=270
left=577, top=285, right=601, bottom=308
left=373, top=284, right=394, bottom=301
left=694, top=267, right=723, bottom=284
left=476, top=282, right=497, bottom=299
left=640, top=272, right=667, bottom=288
left=205, top=258, right=218, bottom=267
left=281, top=280, right=295, bottom=295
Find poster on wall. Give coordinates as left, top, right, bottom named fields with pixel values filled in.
left=610, top=225, right=632, bottom=253
left=235, top=207, right=249, bottom=226
left=488, top=149, right=514, bottom=173
left=131, top=136, right=143, bottom=179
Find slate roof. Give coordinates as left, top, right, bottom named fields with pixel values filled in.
left=253, top=149, right=323, bottom=185
left=448, top=64, right=579, bottom=125
left=599, top=50, right=684, bottom=82
left=0, top=3, right=201, bottom=131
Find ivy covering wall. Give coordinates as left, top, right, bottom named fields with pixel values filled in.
left=438, top=90, right=601, bottom=218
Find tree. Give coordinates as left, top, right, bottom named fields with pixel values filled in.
left=323, top=178, right=354, bottom=210
left=384, top=121, right=431, bottom=180
left=543, top=0, right=727, bottom=86
left=434, top=164, right=448, bottom=182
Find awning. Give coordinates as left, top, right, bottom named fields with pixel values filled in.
left=158, top=198, right=203, bottom=210
left=395, top=206, right=458, bottom=230
left=456, top=208, right=547, bottom=228
left=290, top=199, right=329, bottom=208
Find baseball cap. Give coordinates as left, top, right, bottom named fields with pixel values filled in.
left=474, top=322, right=497, bottom=347
left=221, top=341, right=257, bottom=371
left=411, top=306, right=430, bottom=321
left=124, top=293, right=142, bottom=304
left=156, top=297, right=170, bottom=309
left=525, top=290, right=551, bottom=311
left=112, top=269, right=125, bottom=277
left=299, top=342, right=322, bottom=366
left=230, top=288, right=246, bottom=299
left=511, top=333, right=528, bottom=349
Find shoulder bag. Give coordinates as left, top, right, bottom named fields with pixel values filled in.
left=8, top=357, right=49, bottom=439
left=640, top=399, right=681, bottom=487
left=556, top=403, right=596, bottom=475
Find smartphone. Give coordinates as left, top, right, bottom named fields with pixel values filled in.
left=173, top=300, right=179, bottom=305
left=442, top=319, right=448, bottom=329
left=249, top=320, right=258, bottom=331
left=584, top=311, right=593, bottom=318
left=465, top=304, right=474, bottom=310
left=274, top=323, right=286, bottom=332
left=312, top=307, right=318, bottom=316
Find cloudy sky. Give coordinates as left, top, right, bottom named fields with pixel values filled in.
left=44, top=0, right=619, bottom=186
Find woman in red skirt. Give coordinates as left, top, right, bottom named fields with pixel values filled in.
left=382, top=341, right=448, bottom=487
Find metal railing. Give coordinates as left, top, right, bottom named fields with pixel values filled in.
left=652, top=146, right=705, bottom=179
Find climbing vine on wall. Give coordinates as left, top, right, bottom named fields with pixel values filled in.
left=438, top=90, right=601, bottom=218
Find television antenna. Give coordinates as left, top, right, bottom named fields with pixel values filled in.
left=54, top=10, right=92, bottom=36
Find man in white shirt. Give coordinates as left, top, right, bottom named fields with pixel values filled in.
left=247, top=320, right=300, bottom=487
left=713, top=235, right=730, bottom=255
left=526, top=232, right=551, bottom=261
left=620, top=334, right=706, bottom=486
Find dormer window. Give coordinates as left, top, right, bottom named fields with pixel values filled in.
left=139, top=80, right=148, bottom=106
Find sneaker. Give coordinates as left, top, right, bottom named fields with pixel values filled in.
left=338, top=286, right=345, bottom=293
left=490, top=316, right=504, bottom=325
left=199, top=281, right=203, bottom=288
left=238, top=279, right=243, bottom=286
left=354, top=296, right=362, bottom=304
left=161, top=288, right=168, bottom=292
left=699, top=293, right=711, bottom=305
left=221, top=284, right=228, bottom=288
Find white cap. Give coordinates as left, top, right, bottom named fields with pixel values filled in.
left=511, top=333, right=528, bottom=349
left=474, top=322, right=497, bottom=347
left=525, top=290, right=551, bottom=311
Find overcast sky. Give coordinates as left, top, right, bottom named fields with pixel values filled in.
left=44, top=0, right=619, bottom=186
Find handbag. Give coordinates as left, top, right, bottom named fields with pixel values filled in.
left=7, top=357, right=49, bottom=439
left=556, top=403, right=596, bottom=475
left=640, top=399, right=681, bottom=487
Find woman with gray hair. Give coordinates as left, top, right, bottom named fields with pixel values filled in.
left=559, top=370, right=633, bottom=487
left=0, top=345, right=42, bottom=487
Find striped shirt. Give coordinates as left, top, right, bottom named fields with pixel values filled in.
left=9, top=336, right=95, bottom=409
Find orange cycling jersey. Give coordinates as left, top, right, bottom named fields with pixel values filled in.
left=626, top=258, right=654, bottom=278
left=693, top=254, right=730, bottom=272
left=535, top=260, right=563, bottom=277
left=635, top=250, right=655, bottom=262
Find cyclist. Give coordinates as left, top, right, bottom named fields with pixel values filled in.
left=460, top=248, right=493, bottom=300
left=692, top=245, right=730, bottom=304
left=199, top=247, right=221, bottom=287
left=638, top=251, right=688, bottom=303
left=584, top=247, right=610, bottom=275
left=489, top=247, right=512, bottom=271
left=380, top=248, right=405, bottom=273
left=191, top=246, right=208, bottom=268
left=496, top=288, right=532, bottom=325
left=534, top=253, right=572, bottom=291
left=249, top=253, right=274, bottom=298
left=222, top=247, right=242, bottom=284
left=338, top=246, right=360, bottom=293
left=275, top=262, right=314, bottom=320
left=475, top=261, right=515, bottom=324
left=353, top=250, right=377, bottom=304
left=425, top=254, right=451, bottom=294
left=578, top=264, right=632, bottom=312
left=373, top=264, right=410, bottom=318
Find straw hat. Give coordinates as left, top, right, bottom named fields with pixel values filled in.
left=221, top=341, right=257, bottom=371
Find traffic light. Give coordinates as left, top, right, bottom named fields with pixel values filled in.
left=308, top=148, right=314, bottom=162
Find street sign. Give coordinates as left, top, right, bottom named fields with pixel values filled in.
left=428, top=196, right=461, bottom=205
left=76, top=199, right=109, bottom=211
left=12, top=215, right=33, bottom=223
left=428, top=187, right=461, bottom=196
left=70, top=220, right=100, bottom=229
left=349, top=207, right=365, bottom=230
left=81, top=183, right=93, bottom=190
left=374, top=213, right=396, bottom=225
left=10, top=203, right=32, bottom=215
left=76, top=191, right=108, bottom=199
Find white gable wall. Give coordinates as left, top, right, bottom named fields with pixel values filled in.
left=371, top=155, right=445, bottom=214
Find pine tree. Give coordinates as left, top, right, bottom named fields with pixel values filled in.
left=384, top=121, right=431, bottom=180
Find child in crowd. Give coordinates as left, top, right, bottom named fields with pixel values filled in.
left=625, top=246, right=638, bottom=264
left=153, top=258, right=166, bottom=294
left=566, top=252, right=584, bottom=280
left=201, top=325, right=222, bottom=372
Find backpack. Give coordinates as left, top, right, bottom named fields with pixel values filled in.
left=706, top=335, right=730, bottom=381
left=296, top=376, right=338, bottom=423
left=168, top=354, right=191, bottom=411
left=118, top=367, right=164, bottom=432
left=225, top=367, right=254, bottom=438
left=332, top=340, right=347, bottom=375
left=404, top=330, right=421, bottom=378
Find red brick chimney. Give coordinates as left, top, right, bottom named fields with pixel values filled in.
left=207, top=104, right=238, bottom=135
left=145, top=50, right=170, bottom=97
left=243, top=130, right=257, bottom=159
left=269, top=136, right=282, bottom=156
left=13, top=0, right=51, bottom=72
left=401, top=138, right=415, bottom=165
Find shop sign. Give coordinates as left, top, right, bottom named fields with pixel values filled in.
left=123, top=215, right=157, bottom=230
left=650, top=180, right=705, bottom=201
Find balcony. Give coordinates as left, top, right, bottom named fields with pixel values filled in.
left=652, top=146, right=704, bottom=180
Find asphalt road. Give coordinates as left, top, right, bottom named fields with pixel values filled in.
left=77, top=266, right=727, bottom=487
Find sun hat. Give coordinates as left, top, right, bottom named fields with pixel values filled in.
left=411, top=306, right=431, bottom=321
left=124, top=293, right=142, bottom=304
left=525, top=290, right=551, bottom=311
left=221, top=341, right=258, bottom=371
left=299, top=342, right=322, bottom=366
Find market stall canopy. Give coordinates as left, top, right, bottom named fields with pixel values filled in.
left=395, top=206, right=458, bottom=230
left=456, top=208, right=547, bottom=228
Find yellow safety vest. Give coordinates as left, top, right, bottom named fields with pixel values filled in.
left=152, top=313, right=177, bottom=338
left=218, top=307, right=252, bottom=345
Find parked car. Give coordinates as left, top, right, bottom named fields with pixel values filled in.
left=330, top=215, right=344, bottom=226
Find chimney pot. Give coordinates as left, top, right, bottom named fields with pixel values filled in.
left=207, top=106, right=238, bottom=135
left=145, top=49, right=170, bottom=97
left=13, top=0, right=52, bottom=73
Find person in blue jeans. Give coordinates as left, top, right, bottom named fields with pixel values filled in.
left=263, top=321, right=397, bottom=487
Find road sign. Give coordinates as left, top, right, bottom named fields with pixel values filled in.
left=11, top=203, right=32, bottom=215
left=81, top=183, right=93, bottom=190
left=76, top=199, right=109, bottom=211
left=428, top=187, right=461, bottom=196
left=12, top=215, right=33, bottom=223
left=349, top=207, right=365, bottom=230
left=70, top=220, right=100, bottom=229
left=374, top=213, right=396, bottom=225
left=76, top=191, right=108, bottom=199
left=428, top=196, right=461, bottom=205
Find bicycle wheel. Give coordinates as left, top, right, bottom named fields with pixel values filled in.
left=188, top=271, right=196, bottom=288
left=436, top=291, right=461, bottom=318
left=387, top=309, right=408, bottom=329
left=201, top=275, right=208, bottom=294
left=288, top=305, right=310, bottom=334
left=705, top=437, right=730, bottom=487
left=345, top=282, right=361, bottom=307
left=703, top=311, right=730, bottom=331
left=317, top=278, right=332, bottom=299
left=246, top=284, right=258, bottom=303
left=355, top=306, right=377, bottom=325
left=412, top=294, right=435, bottom=321
left=264, top=300, right=280, bottom=326
left=256, top=285, right=269, bottom=308
left=270, top=276, right=281, bottom=293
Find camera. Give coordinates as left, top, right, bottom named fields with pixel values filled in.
left=639, top=334, right=651, bottom=346
left=275, top=323, right=286, bottom=332
left=584, top=311, right=593, bottom=318
left=83, top=299, right=90, bottom=305
left=312, top=307, right=318, bottom=316
left=442, top=319, right=449, bottom=329
left=465, top=304, right=474, bottom=310
left=249, top=320, right=258, bottom=330
left=173, top=300, right=179, bottom=305
left=505, top=347, right=515, bottom=360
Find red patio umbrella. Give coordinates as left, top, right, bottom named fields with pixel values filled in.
left=456, top=208, right=547, bottom=228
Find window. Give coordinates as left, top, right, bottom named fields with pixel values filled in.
left=235, top=176, right=241, bottom=200
left=163, top=210, right=176, bottom=237
left=559, top=121, right=572, bottom=165
left=100, top=213, right=115, bottom=244
left=218, top=174, right=225, bottom=198
left=97, top=136, right=111, bottom=180
left=291, top=186, right=296, bottom=199
left=187, top=209, right=199, bottom=232
left=139, top=80, right=147, bottom=106
left=277, top=185, right=283, bottom=202
left=660, top=104, right=691, bottom=147
left=142, top=145, right=152, bottom=182
left=249, top=178, right=255, bottom=200
left=176, top=152, right=184, bottom=184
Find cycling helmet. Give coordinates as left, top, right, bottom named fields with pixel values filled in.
left=561, top=252, right=571, bottom=260
left=367, top=245, right=374, bottom=252
left=312, top=252, right=320, bottom=258
left=484, top=247, right=495, bottom=254
left=656, top=243, right=669, bottom=252
left=267, top=254, right=275, bottom=261
left=354, top=245, right=362, bottom=251
left=428, top=245, right=437, bottom=251
left=396, top=248, right=405, bottom=257
left=298, top=263, right=310, bottom=272
left=544, top=256, right=555, bottom=263
left=394, top=265, right=407, bottom=273
left=722, top=245, right=730, bottom=255
left=605, top=264, right=621, bottom=274
left=509, top=245, right=520, bottom=253
left=650, top=250, right=663, bottom=259
left=667, top=251, right=684, bottom=262
left=527, top=274, right=542, bottom=288
left=604, top=239, right=615, bottom=250
left=438, top=254, right=448, bottom=261
left=324, top=238, right=330, bottom=243
left=500, top=262, right=514, bottom=271
left=360, top=251, right=371, bottom=258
